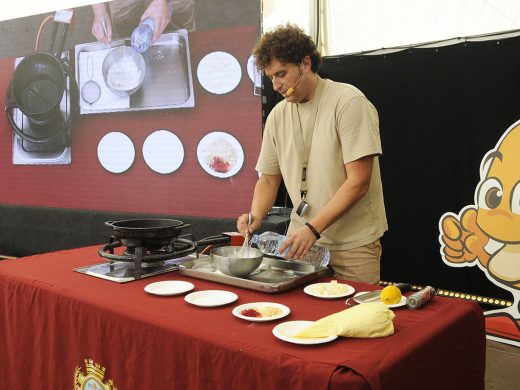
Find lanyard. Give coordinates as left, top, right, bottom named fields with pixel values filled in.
left=292, top=78, right=324, bottom=200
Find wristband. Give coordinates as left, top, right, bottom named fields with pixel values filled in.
left=305, top=222, right=321, bottom=240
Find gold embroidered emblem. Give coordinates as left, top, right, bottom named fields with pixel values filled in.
left=74, top=359, right=117, bottom=390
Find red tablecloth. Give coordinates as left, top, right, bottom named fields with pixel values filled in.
left=0, top=246, right=485, bottom=389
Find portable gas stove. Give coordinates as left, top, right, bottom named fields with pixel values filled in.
left=74, top=236, right=198, bottom=283
left=6, top=16, right=79, bottom=165
left=7, top=54, right=78, bottom=165
left=74, top=219, right=230, bottom=283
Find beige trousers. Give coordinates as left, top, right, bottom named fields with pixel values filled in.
left=329, top=239, right=382, bottom=285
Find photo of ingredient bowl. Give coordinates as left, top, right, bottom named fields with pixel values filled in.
left=102, top=46, right=145, bottom=96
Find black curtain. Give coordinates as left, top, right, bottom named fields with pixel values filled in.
left=261, top=75, right=293, bottom=209
left=263, top=35, right=520, bottom=299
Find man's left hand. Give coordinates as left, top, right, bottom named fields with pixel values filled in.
left=142, top=0, right=171, bottom=43
left=279, top=225, right=317, bottom=260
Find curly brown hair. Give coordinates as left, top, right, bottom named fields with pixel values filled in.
left=253, top=24, right=322, bottom=72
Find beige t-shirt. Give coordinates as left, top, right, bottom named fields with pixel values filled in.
left=256, top=76, right=388, bottom=250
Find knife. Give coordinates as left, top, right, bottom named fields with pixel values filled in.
left=355, top=283, right=412, bottom=303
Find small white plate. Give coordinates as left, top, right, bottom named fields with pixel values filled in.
left=352, top=291, right=407, bottom=308
left=144, top=280, right=194, bottom=296
left=142, top=130, right=184, bottom=174
left=303, top=283, right=355, bottom=299
left=97, top=131, right=135, bottom=174
left=184, top=290, right=238, bottom=307
left=197, top=51, right=242, bottom=94
left=272, top=321, right=338, bottom=345
left=246, top=55, right=256, bottom=82
left=232, top=302, right=290, bottom=322
left=246, top=54, right=262, bottom=84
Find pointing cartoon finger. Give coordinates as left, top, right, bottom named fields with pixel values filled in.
left=442, top=216, right=462, bottom=240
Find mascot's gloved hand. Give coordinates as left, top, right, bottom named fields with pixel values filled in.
left=440, top=207, right=490, bottom=266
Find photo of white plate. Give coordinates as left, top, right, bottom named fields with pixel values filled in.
left=272, top=321, right=338, bottom=345
left=196, top=131, right=244, bottom=178
left=184, top=290, right=238, bottom=307
left=352, top=291, right=407, bottom=308
left=97, top=131, right=135, bottom=173
left=303, top=283, right=355, bottom=299
left=247, top=55, right=260, bottom=82
left=232, top=302, right=290, bottom=322
left=144, top=280, right=194, bottom=296
left=197, top=51, right=242, bottom=94
left=246, top=55, right=262, bottom=96
left=142, top=130, right=184, bottom=174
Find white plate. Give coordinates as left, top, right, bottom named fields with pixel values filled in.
left=184, top=290, right=238, bottom=307
left=197, top=51, right=242, bottom=94
left=303, top=283, right=355, bottom=299
left=142, top=130, right=184, bottom=174
left=97, top=131, right=135, bottom=173
left=247, top=54, right=262, bottom=83
left=144, top=280, right=194, bottom=296
left=352, top=291, right=407, bottom=308
left=196, top=131, right=244, bottom=178
left=272, top=321, right=338, bottom=345
left=232, top=302, right=290, bottom=322
left=246, top=55, right=255, bottom=82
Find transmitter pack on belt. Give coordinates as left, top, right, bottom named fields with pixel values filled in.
left=296, top=199, right=309, bottom=217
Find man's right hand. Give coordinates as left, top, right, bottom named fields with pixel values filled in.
left=237, top=213, right=260, bottom=236
left=91, top=4, right=112, bottom=44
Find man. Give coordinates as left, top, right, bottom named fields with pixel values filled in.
left=237, top=24, right=387, bottom=284
left=91, top=0, right=195, bottom=44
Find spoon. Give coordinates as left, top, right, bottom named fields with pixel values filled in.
left=101, top=17, right=114, bottom=67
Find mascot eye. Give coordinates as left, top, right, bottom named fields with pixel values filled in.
left=477, top=178, right=502, bottom=210
left=511, top=181, right=520, bottom=215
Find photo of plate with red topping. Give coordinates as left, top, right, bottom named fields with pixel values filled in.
left=197, top=131, right=244, bottom=178
left=232, top=302, right=290, bottom=322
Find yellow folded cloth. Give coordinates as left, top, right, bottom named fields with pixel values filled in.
left=294, top=302, right=395, bottom=338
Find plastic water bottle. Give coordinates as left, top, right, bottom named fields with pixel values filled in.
left=250, top=231, right=330, bottom=268
left=131, top=18, right=155, bottom=53
left=131, top=2, right=174, bottom=53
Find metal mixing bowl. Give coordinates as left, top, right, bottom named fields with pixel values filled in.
left=211, top=246, right=264, bottom=278
left=102, top=46, right=145, bottom=96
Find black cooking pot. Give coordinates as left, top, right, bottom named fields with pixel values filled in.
left=12, top=53, right=65, bottom=124
left=10, top=21, right=71, bottom=126
left=105, top=219, right=192, bottom=249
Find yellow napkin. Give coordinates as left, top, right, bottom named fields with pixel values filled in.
left=294, top=302, right=395, bottom=338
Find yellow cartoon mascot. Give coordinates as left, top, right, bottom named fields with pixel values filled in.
left=439, top=120, right=520, bottom=347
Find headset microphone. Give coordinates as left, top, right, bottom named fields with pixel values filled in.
left=285, top=69, right=303, bottom=97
